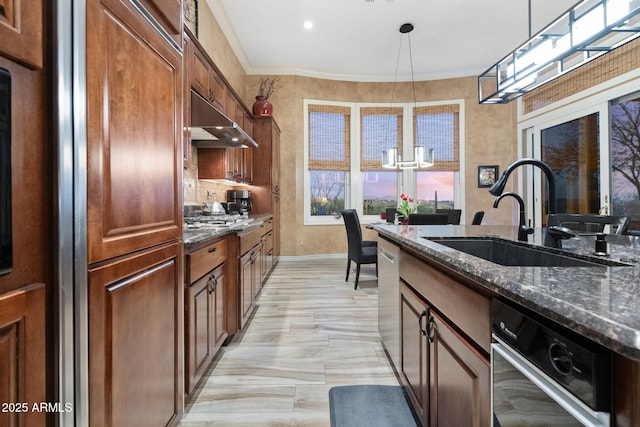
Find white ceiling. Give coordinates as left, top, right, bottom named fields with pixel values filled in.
left=206, top=0, right=579, bottom=82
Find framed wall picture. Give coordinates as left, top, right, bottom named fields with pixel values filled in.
left=478, top=165, right=499, bottom=188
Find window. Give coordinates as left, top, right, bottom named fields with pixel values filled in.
left=304, top=99, right=464, bottom=224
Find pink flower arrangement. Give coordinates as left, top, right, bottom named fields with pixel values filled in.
left=397, top=193, right=418, bottom=218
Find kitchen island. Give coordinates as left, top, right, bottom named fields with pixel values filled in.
left=373, top=223, right=640, bottom=427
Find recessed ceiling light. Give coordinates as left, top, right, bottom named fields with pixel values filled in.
left=303, top=20, right=313, bottom=30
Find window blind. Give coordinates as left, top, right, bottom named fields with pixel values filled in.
left=414, top=104, right=459, bottom=172
left=360, top=106, right=403, bottom=171
left=308, top=104, right=351, bottom=171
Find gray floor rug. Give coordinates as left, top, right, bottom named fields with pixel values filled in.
left=329, top=385, right=418, bottom=427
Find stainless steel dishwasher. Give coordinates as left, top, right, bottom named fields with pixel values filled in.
left=378, top=236, right=401, bottom=368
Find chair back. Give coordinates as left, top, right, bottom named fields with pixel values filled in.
left=471, top=211, right=484, bottom=225
left=436, top=208, right=462, bottom=225
left=341, top=209, right=365, bottom=257
left=385, top=208, right=397, bottom=223
left=549, top=214, right=631, bottom=235
left=408, top=213, right=449, bottom=225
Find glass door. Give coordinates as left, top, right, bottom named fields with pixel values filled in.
left=610, top=92, right=640, bottom=232
left=541, top=112, right=601, bottom=218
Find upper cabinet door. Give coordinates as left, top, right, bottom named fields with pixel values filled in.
left=0, top=0, right=43, bottom=69
left=86, top=0, right=182, bottom=264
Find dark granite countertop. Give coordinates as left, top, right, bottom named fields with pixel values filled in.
left=183, top=213, right=272, bottom=250
left=373, top=223, right=640, bottom=361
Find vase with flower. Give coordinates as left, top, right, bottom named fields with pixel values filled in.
left=396, top=193, right=418, bottom=224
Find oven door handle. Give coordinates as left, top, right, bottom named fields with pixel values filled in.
left=492, top=340, right=610, bottom=427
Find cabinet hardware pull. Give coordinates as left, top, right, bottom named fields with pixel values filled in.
left=208, top=247, right=217, bottom=253
left=419, top=310, right=428, bottom=336
left=427, top=315, right=436, bottom=343
left=208, top=274, right=218, bottom=294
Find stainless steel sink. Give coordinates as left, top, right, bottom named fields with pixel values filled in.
left=426, top=237, right=629, bottom=267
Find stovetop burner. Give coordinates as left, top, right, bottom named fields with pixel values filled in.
left=184, top=214, right=251, bottom=231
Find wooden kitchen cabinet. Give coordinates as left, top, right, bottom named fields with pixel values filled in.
left=86, top=0, right=182, bottom=264
left=251, top=118, right=281, bottom=262
left=261, top=218, right=275, bottom=282
left=185, top=238, right=227, bottom=395
left=400, top=283, right=429, bottom=424
left=238, top=226, right=264, bottom=328
left=85, top=0, right=183, bottom=425
left=399, top=251, right=492, bottom=427
left=88, top=242, right=183, bottom=427
left=190, top=41, right=225, bottom=110
left=0, top=283, right=46, bottom=427
left=0, top=0, right=43, bottom=69
left=197, top=147, right=252, bottom=183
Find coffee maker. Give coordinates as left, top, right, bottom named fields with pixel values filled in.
left=227, top=190, right=252, bottom=215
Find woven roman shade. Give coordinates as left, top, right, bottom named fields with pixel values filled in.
left=360, top=106, right=403, bottom=171
left=414, top=104, right=459, bottom=172
left=308, top=104, right=351, bottom=171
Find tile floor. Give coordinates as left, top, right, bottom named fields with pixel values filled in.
left=179, top=256, right=399, bottom=426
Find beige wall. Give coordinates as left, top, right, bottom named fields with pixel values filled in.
left=195, top=3, right=520, bottom=256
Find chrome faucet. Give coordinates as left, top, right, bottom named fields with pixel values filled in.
left=489, top=158, right=571, bottom=247
left=493, top=192, right=533, bottom=242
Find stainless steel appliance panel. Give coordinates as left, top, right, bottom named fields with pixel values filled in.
left=378, top=236, right=401, bottom=368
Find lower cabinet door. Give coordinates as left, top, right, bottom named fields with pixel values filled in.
left=186, top=272, right=214, bottom=395
left=0, top=283, right=46, bottom=427
left=400, top=282, right=429, bottom=426
left=429, top=311, right=490, bottom=427
left=239, top=250, right=254, bottom=328
left=88, top=242, right=182, bottom=427
left=211, top=263, right=228, bottom=351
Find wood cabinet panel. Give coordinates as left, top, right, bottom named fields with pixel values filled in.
left=400, top=283, right=429, bottom=426
left=429, top=311, right=490, bottom=427
left=139, top=0, right=182, bottom=43
left=239, top=250, right=255, bottom=328
left=251, top=118, right=281, bottom=261
left=0, top=0, right=43, bottom=69
left=86, top=0, right=182, bottom=264
left=185, top=262, right=227, bottom=395
left=0, top=283, right=45, bottom=427
left=186, top=238, right=227, bottom=283
left=400, top=253, right=491, bottom=354
left=88, top=242, right=182, bottom=427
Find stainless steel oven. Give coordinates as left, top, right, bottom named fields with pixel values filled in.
left=0, top=67, right=11, bottom=275
left=491, top=299, right=611, bottom=427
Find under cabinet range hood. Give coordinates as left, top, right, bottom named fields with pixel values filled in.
left=190, top=90, right=258, bottom=148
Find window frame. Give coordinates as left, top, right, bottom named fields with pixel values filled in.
left=303, top=98, right=466, bottom=225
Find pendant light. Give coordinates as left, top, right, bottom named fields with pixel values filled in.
left=381, top=23, right=435, bottom=170
left=479, top=0, right=640, bottom=104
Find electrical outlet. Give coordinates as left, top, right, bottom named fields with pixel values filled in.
left=300, top=239, right=304, bottom=246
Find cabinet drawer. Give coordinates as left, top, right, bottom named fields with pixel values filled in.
left=187, top=239, right=227, bottom=283
left=239, top=226, right=262, bottom=255
left=262, top=219, right=273, bottom=234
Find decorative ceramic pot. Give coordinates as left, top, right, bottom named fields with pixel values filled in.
left=253, top=95, right=273, bottom=116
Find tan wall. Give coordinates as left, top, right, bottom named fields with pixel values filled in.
left=197, top=4, right=520, bottom=256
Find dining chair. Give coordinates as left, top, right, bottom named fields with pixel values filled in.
left=548, top=214, right=631, bottom=235
left=436, top=208, right=462, bottom=225
left=341, top=210, right=378, bottom=289
left=407, top=213, right=449, bottom=225
left=471, top=211, right=485, bottom=225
